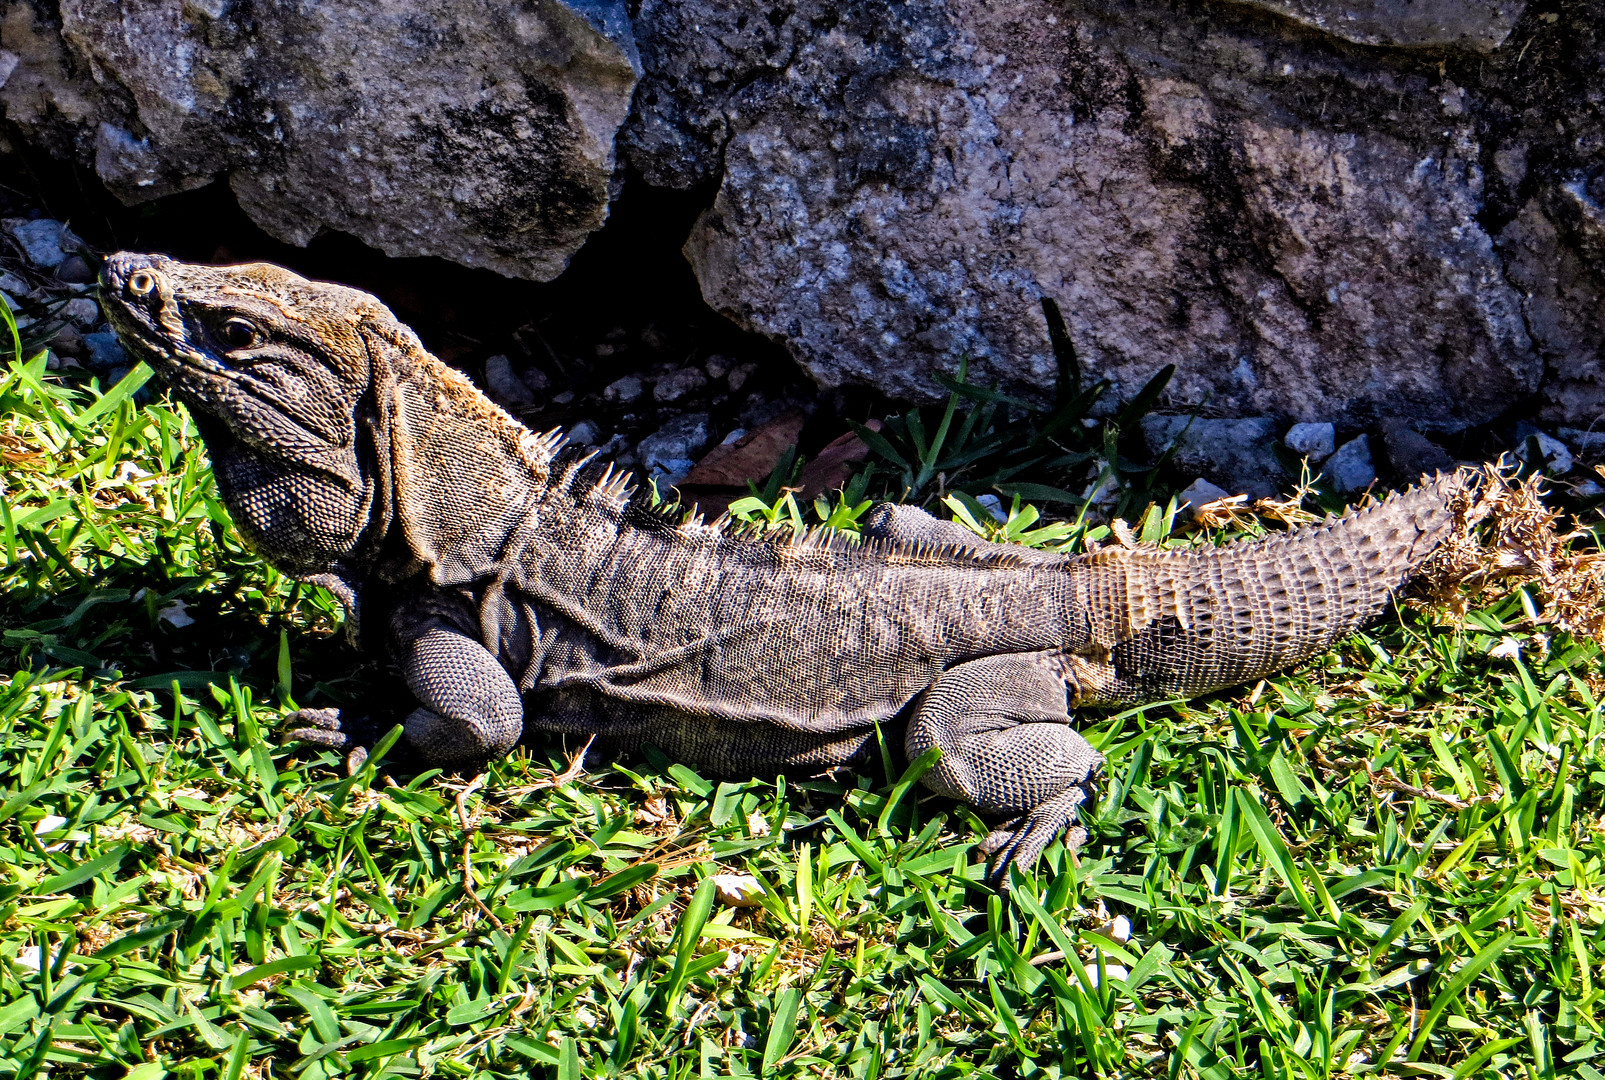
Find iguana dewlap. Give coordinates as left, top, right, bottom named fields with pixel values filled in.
left=100, top=253, right=1473, bottom=879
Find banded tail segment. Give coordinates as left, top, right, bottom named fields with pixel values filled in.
left=1066, top=471, right=1473, bottom=704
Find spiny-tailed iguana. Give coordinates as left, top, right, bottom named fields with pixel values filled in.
left=99, top=252, right=1475, bottom=878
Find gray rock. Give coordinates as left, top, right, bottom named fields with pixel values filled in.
left=1284, top=422, right=1336, bottom=463
left=637, top=413, right=712, bottom=477
left=1228, top=0, right=1526, bottom=51
left=1324, top=436, right=1377, bottom=495
left=727, top=364, right=758, bottom=394
left=704, top=354, right=734, bottom=380
left=483, top=355, right=538, bottom=410
left=4, top=0, right=640, bottom=280
left=653, top=366, right=708, bottom=403
left=975, top=493, right=1008, bottom=524
left=1378, top=419, right=1457, bottom=481
left=1515, top=431, right=1574, bottom=475
left=4, top=217, right=72, bottom=268
left=1177, top=477, right=1232, bottom=511
left=567, top=420, right=602, bottom=446
left=1143, top=415, right=1285, bottom=499
left=1498, top=200, right=1605, bottom=430
left=54, top=254, right=93, bottom=284
left=82, top=330, right=128, bottom=372
left=1558, top=427, right=1605, bottom=452
left=604, top=375, right=645, bottom=404
left=63, top=297, right=98, bottom=328
left=0, top=272, right=30, bottom=298
left=642, top=0, right=1542, bottom=429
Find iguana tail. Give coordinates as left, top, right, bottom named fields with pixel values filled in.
left=1066, top=470, right=1478, bottom=704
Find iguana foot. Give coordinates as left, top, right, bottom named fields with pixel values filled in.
left=283, top=708, right=381, bottom=774
left=982, top=793, right=1094, bottom=885
left=906, top=652, right=1104, bottom=887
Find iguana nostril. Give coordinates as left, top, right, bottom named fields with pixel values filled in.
left=128, top=270, right=156, bottom=296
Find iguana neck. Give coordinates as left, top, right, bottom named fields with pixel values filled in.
left=376, top=332, right=560, bottom=586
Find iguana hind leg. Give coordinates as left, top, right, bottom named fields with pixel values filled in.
left=286, top=622, right=523, bottom=767
left=908, top=652, right=1103, bottom=883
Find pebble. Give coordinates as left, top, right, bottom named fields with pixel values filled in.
left=54, top=254, right=94, bottom=284
left=1178, top=476, right=1232, bottom=509
left=4, top=217, right=77, bottom=269
left=1516, top=430, right=1573, bottom=474
left=64, top=297, right=99, bottom=328
left=483, top=354, right=537, bottom=409
left=82, top=331, right=130, bottom=372
left=654, top=366, right=708, bottom=403
left=604, top=374, right=644, bottom=404
left=704, top=354, right=733, bottom=379
left=567, top=419, right=601, bottom=446
left=551, top=390, right=575, bottom=405
left=637, top=413, right=712, bottom=482
left=976, top=493, right=1009, bottom=523
left=720, top=427, right=748, bottom=446
left=727, top=362, right=758, bottom=393
left=1283, top=421, right=1335, bottom=462
left=0, top=271, right=31, bottom=297
left=1324, top=435, right=1376, bottom=494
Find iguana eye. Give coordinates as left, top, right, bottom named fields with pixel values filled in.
left=219, top=318, right=262, bottom=349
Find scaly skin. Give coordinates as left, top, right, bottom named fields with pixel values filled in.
left=99, top=253, right=1474, bottom=880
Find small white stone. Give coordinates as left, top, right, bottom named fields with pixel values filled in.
left=711, top=872, right=764, bottom=907
left=14, top=945, right=42, bottom=970
left=1284, top=421, right=1336, bottom=462
left=1178, top=477, right=1231, bottom=509
left=33, top=815, right=68, bottom=835
left=720, top=427, right=748, bottom=446
left=157, top=599, right=196, bottom=629
left=1324, top=435, right=1376, bottom=494
left=976, top=493, right=1009, bottom=523
left=746, top=812, right=771, bottom=836
left=1093, top=915, right=1132, bottom=943
left=1516, top=431, right=1573, bottom=475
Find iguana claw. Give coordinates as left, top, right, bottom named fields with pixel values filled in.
left=283, top=708, right=378, bottom=774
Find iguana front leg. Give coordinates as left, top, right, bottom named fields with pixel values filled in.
left=909, top=652, right=1104, bottom=882
left=286, top=622, right=524, bottom=767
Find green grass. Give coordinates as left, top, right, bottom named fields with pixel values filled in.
left=2, top=348, right=1604, bottom=1080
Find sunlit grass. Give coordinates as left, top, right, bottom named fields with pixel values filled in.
left=0, top=339, right=1599, bottom=1079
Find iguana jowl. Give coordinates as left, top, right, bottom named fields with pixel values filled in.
left=100, top=253, right=1473, bottom=877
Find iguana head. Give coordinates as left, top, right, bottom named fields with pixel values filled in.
left=100, top=253, right=559, bottom=595
left=100, top=252, right=399, bottom=578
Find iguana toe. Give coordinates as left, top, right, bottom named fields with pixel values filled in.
left=283, top=708, right=379, bottom=761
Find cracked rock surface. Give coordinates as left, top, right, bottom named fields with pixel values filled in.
left=1, top=0, right=639, bottom=279
left=5, top=0, right=1605, bottom=440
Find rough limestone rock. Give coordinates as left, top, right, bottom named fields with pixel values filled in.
left=633, top=0, right=1581, bottom=429
left=0, top=0, right=640, bottom=279
left=7, top=0, right=1605, bottom=449
left=1227, top=0, right=1526, bottom=51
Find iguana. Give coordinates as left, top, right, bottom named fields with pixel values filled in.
left=99, top=252, right=1476, bottom=879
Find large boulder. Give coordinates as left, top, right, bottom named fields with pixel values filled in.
left=0, top=0, right=640, bottom=278
left=637, top=0, right=1555, bottom=426
left=5, top=0, right=1604, bottom=443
